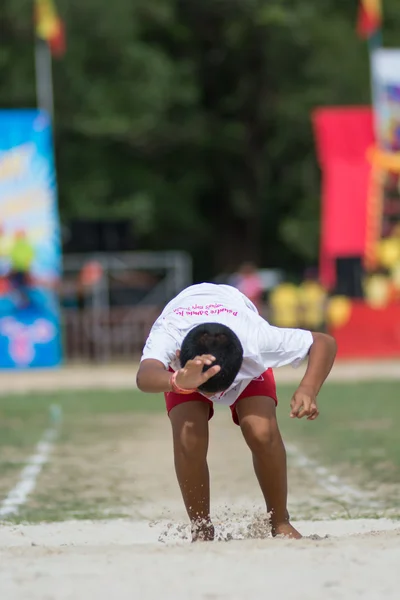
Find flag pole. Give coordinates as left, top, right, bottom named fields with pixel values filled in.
left=34, top=36, right=55, bottom=123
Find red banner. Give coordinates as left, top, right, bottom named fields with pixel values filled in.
left=313, top=107, right=375, bottom=288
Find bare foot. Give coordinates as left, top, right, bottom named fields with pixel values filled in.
left=191, top=520, right=215, bottom=542
left=271, top=522, right=302, bottom=539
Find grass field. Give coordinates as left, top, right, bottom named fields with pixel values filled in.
left=278, top=381, right=400, bottom=486
left=0, top=381, right=399, bottom=524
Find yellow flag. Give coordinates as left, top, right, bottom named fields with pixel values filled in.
left=35, top=0, right=65, bottom=57
left=36, top=0, right=63, bottom=39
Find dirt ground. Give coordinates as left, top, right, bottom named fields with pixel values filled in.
left=1, top=361, right=400, bottom=599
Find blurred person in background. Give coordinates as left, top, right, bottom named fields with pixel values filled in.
left=298, top=269, right=327, bottom=331
left=364, top=271, right=392, bottom=308
left=137, top=282, right=337, bottom=541
left=0, top=224, right=12, bottom=280
left=232, top=262, right=263, bottom=311
left=0, top=228, right=12, bottom=315
left=268, top=282, right=300, bottom=328
left=8, top=230, right=35, bottom=307
left=77, top=260, right=104, bottom=310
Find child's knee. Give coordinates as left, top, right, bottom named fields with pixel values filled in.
left=241, top=419, right=281, bottom=454
left=173, top=420, right=208, bottom=460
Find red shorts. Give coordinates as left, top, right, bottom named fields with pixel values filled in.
left=165, top=369, right=277, bottom=426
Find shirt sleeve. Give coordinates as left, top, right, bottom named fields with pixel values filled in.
left=140, top=317, right=179, bottom=369
left=258, top=322, right=313, bottom=369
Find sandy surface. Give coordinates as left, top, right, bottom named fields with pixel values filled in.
left=1, top=361, right=400, bottom=598
left=1, top=520, right=399, bottom=600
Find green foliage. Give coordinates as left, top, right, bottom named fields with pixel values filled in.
left=1, top=0, right=399, bottom=277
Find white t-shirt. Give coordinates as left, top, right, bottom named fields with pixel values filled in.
left=141, top=283, right=313, bottom=406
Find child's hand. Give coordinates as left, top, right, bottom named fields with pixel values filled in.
left=175, top=355, right=221, bottom=391
left=290, top=385, right=319, bottom=420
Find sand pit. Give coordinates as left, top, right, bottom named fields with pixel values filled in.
left=1, top=519, right=399, bottom=600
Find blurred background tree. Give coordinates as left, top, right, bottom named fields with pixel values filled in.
left=1, top=0, right=399, bottom=279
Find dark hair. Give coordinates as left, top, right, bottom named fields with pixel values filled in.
left=180, top=323, right=243, bottom=393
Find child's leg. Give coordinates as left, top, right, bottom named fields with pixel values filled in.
left=235, top=395, right=301, bottom=539
left=169, top=401, right=214, bottom=540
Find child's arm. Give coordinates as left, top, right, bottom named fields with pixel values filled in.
left=136, top=359, right=174, bottom=393
left=290, top=332, right=337, bottom=420
left=137, top=355, right=220, bottom=393
left=258, top=323, right=337, bottom=420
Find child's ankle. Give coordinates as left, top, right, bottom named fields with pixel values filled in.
left=270, top=509, right=290, bottom=528
left=191, top=518, right=214, bottom=542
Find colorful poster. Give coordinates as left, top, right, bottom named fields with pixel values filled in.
left=0, top=110, right=62, bottom=368
left=370, top=50, right=400, bottom=243
left=371, top=49, right=400, bottom=151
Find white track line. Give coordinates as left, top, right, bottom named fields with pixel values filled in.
left=0, top=409, right=61, bottom=519
left=286, top=443, right=382, bottom=509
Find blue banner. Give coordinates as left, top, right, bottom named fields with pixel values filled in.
left=0, top=110, right=62, bottom=368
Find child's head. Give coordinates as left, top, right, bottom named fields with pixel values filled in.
left=180, top=323, right=243, bottom=393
